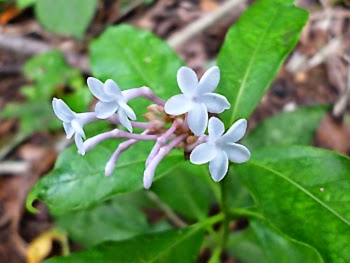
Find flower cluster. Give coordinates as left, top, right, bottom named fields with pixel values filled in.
left=52, top=66, right=250, bottom=189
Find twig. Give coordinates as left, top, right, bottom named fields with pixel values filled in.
left=0, top=161, right=30, bottom=174
left=167, top=0, right=247, bottom=49
left=146, top=191, right=187, bottom=228
left=333, top=55, right=350, bottom=118
left=0, top=0, right=246, bottom=73
left=0, top=65, right=22, bottom=74
left=112, top=0, right=144, bottom=23
left=286, top=37, right=343, bottom=73
left=0, top=34, right=90, bottom=73
left=0, top=132, right=30, bottom=161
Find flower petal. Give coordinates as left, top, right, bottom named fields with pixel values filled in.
left=177, top=67, right=198, bottom=95
left=87, top=77, right=111, bottom=102
left=63, top=122, right=74, bottom=139
left=187, top=103, right=208, bottom=136
left=75, top=133, right=85, bottom=155
left=164, top=94, right=193, bottom=115
left=198, top=66, right=220, bottom=94
left=201, top=93, right=230, bottom=113
left=52, top=98, right=75, bottom=122
left=190, top=142, right=218, bottom=164
left=95, top=101, right=119, bottom=119
left=143, top=166, right=155, bottom=189
left=71, top=119, right=86, bottom=139
left=120, top=102, right=136, bottom=120
left=104, top=79, right=123, bottom=100
left=209, top=150, right=228, bottom=182
left=208, top=117, right=225, bottom=140
left=221, top=119, right=247, bottom=143
left=118, top=109, right=133, bottom=133
left=223, top=143, right=250, bottom=163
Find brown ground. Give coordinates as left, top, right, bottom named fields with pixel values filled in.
left=0, top=0, right=349, bottom=262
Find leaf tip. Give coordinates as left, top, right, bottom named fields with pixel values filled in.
left=26, top=189, right=40, bottom=214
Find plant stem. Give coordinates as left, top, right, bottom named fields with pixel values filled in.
left=229, top=207, right=265, bottom=220
left=208, top=246, right=221, bottom=263
left=220, top=177, right=230, bottom=252
left=146, top=191, right=187, bottom=228
left=207, top=179, right=230, bottom=263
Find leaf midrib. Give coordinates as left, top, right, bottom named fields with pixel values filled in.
left=113, top=28, right=155, bottom=88
left=230, top=6, right=281, bottom=124
left=148, top=227, right=201, bottom=262
left=53, top=153, right=184, bottom=185
left=250, top=160, right=350, bottom=227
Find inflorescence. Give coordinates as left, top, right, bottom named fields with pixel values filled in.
left=52, top=66, right=251, bottom=189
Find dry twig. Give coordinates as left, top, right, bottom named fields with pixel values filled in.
left=0, top=161, right=29, bottom=174
left=146, top=191, right=187, bottom=228
left=0, top=34, right=90, bottom=73
left=333, top=55, right=350, bottom=118
left=167, top=0, right=247, bottom=49
left=286, top=37, right=343, bottom=73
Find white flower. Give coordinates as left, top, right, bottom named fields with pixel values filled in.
left=87, top=77, right=136, bottom=132
left=164, top=66, right=230, bottom=136
left=52, top=98, right=86, bottom=155
left=190, top=117, right=250, bottom=182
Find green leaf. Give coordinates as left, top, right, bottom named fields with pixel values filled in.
left=90, top=25, right=183, bottom=113
left=243, top=105, right=328, bottom=149
left=24, top=51, right=74, bottom=86
left=63, top=88, right=92, bottom=113
left=217, top=0, right=308, bottom=125
left=27, top=139, right=190, bottom=215
left=45, top=226, right=204, bottom=263
left=226, top=168, right=254, bottom=209
left=56, top=192, right=153, bottom=248
left=236, top=146, right=350, bottom=262
left=1, top=51, right=91, bottom=134
left=16, top=0, right=36, bottom=8
left=228, top=226, right=267, bottom=263
left=35, top=0, right=98, bottom=38
left=1, top=100, right=61, bottom=134
left=152, top=165, right=214, bottom=221
left=228, top=219, right=323, bottom=263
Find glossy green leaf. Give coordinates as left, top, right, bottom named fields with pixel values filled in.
left=46, top=226, right=204, bottom=263
left=56, top=192, right=152, bottom=248
left=228, top=227, right=266, bottom=263
left=90, top=25, right=183, bottom=113
left=152, top=165, right=214, bottom=221
left=27, top=139, right=190, bottom=215
left=226, top=167, right=254, bottom=209
left=217, top=0, right=308, bottom=125
left=35, top=0, right=98, bottom=38
left=228, top=219, right=323, bottom=263
left=243, top=105, right=328, bottom=149
left=237, top=146, right=350, bottom=262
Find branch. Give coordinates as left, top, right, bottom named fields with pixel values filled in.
left=0, top=34, right=90, bottom=73
left=333, top=55, right=350, bottom=118
left=286, top=37, right=343, bottom=73
left=146, top=191, right=187, bottom=228
left=0, top=161, right=30, bottom=174
left=167, top=0, right=247, bottom=49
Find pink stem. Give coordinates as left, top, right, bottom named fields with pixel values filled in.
left=123, top=87, right=165, bottom=106
left=146, top=121, right=178, bottom=167
left=143, top=134, right=186, bottom=189
left=83, top=129, right=158, bottom=153
left=105, top=130, right=150, bottom=176
left=185, top=135, right=209, bottom=152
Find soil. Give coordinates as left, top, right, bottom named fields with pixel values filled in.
left=0, top=0, right=349, bottom=262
